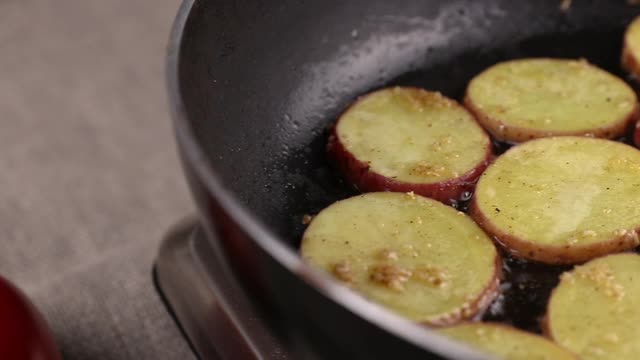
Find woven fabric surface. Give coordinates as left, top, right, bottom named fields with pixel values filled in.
left=0, top=0, right=196, bottom=358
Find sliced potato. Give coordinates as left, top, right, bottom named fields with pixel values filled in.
left=627, top=18, right=640, bottom=148
left=546, top=254, right=640, bottom=360
left=465, top=58, right=638, bottom=143
left=439, top=323, right=576, bottom=360
left=623, top=16, right=640, bottom=79
left=301, top=192, right=500, bottom=325
left=471, top=136, right=640, bottom=264
left=328, top=86, right=492, bottom=205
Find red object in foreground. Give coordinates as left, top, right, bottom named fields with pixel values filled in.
left=0, top=275, right=61, bottom=360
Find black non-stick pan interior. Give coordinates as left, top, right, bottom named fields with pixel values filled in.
left=178, top=0, right=639, bottom=246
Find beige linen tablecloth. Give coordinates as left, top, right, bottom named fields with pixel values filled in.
left=0, top=0, right=196, bottom=358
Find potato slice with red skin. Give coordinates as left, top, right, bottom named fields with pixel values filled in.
left=439, top=323, right=576, bottom=360
left=545, top=254, right=640, bottom=360
left=328, top=87, right=492, bottom=205
left=300, top=192, right=501, bottom=326
left=465, top=58, right=638, bottom=143
left=623, top=16, right=640, bottom=80
left=471, top=136, right=640, bottom=264
left=625, top=18, right=640, bottom=148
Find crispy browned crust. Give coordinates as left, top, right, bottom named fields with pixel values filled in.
left=328, top=87, right=494, bottom=205
left=422, top=252, right=502, bottom=327
left=463, top=92, right=638, bottom=144
left=469, top=198, right=640, bottom=265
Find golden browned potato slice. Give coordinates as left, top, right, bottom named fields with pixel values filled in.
left=465, top=58, right=638, bottom=143
left=328, top=86, right=492, bottom=204
left=301, top=192, right=500, bottom=325
left=471, top=137, right=640, bottom=264
left=546, top=254, right=640, bottom=360
left=439, top=323, right=576, bottom=360
left=623, top=16, right=640, bottom=79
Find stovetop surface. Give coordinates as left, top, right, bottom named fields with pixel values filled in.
left=154, top=219, right=291, bottom=360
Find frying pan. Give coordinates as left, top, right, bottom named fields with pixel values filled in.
left=168, top=0, right=640, bottom=358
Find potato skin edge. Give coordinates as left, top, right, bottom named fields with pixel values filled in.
left=622, top=27, right=640, bottom=82
left=469, top=197, right=640, bottom=265
left=622, top=35, right=640, bottom=148
left=328, top=87, right=494, bottom=205
left=420, top=252, right=502, bottom=327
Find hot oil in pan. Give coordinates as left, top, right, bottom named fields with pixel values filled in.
left=435, top=172, right=560, bottom=332
left=443, top=140, right=631, bottom=334
left=481, top=256, right=569, bottom=333
left=427, top=177, right=569, bottom=334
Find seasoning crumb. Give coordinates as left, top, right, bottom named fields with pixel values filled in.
left=614, top=229, right=640, bottom=246
left=409, top=162, right=446, bottom=177
left=332, top=261, right=354, bottom=283
left=369, top=264, right=412, bottom=292
left=302, top=214, right=314, bottom=225
left=406, top=191, right=416, bottom=200
left=460, top=302, right=474, bottom=318
left=376, top=248, right=399, bottom=262
left=575, top=263, right=625, bottom=300
left=560, top=271, right=576, bottom=284
left=413, top=265, right=448, bottom=287
left=619, top=100, right=631, bottom=109
left=604, top=333, right=619, bottom=343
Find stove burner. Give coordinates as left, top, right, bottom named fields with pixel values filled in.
left=154, top=218, right=291, bottom=360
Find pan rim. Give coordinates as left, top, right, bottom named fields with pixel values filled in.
left=166, top=1, right=492, bottom=358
